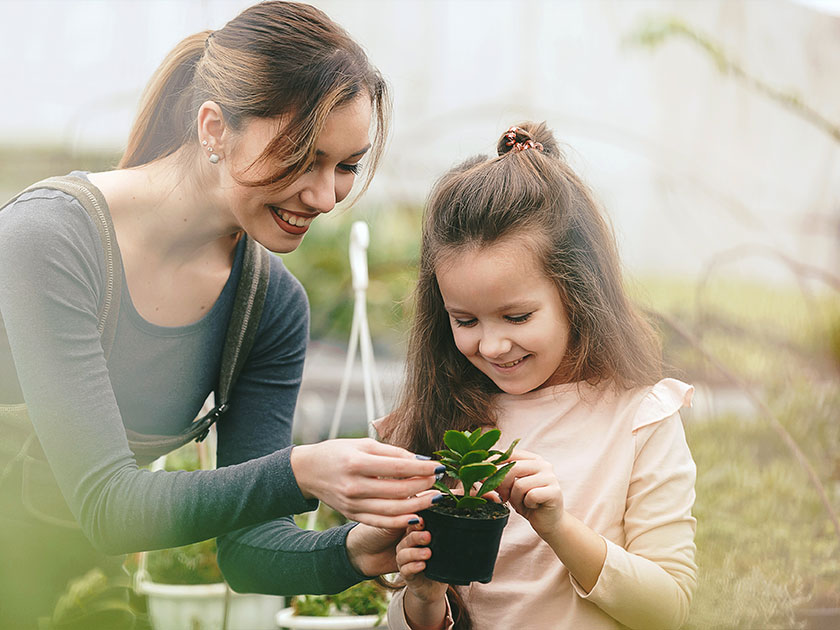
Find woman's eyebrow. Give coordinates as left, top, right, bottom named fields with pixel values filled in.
left=315, top=144, right=371, bottom=159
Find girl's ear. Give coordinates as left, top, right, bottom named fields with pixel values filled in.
left=196, top=100, right=228, bottom=160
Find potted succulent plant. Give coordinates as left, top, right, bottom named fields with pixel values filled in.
left=419, top=428, right=519, bottom=585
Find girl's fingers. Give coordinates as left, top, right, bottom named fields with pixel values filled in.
left=496, top=459, right=544, bottom=496
left=396, top=530, right=432, bottom=578
left=509, top=473, right=561, bottom=513
left=506, top=448, right=539, bottom=461
left=522, top=485, right=558, bottom=510
left=397, top=529, right=431, bottom=553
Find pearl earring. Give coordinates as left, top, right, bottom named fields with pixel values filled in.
left=207, top=145, right=220, bottom=164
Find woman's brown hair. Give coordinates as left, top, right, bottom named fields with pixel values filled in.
left=387, top=122, right=663, bottom=459
left=119, top=1, right=389, bottom=197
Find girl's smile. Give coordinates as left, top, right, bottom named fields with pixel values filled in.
left=435, top=236, right=572, bottom=395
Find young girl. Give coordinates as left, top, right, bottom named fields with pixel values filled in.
left=376, top=123, right=697, bottom=629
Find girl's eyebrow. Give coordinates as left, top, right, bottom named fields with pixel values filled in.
left=495, top=301, right=538, bottom=312
left=315, top=144, right=371, bottom=159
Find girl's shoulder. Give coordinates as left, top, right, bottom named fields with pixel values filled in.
left=618, top=377, right=694, bottom=434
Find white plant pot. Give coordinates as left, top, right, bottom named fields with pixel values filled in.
left=139, top=580, right=284, bottom=630
left=275, top=607, right=385, bottom=629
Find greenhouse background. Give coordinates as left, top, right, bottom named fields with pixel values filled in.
left=1, top=0, right=838, bottom=628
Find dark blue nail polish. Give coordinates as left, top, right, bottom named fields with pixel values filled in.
left=431, top=493, right=444, bottom=504
left=414, top=454, right=431, bottom=460
left=434, top=464, right=446, bottom=474
left=408, top=518, right=420, bottom=525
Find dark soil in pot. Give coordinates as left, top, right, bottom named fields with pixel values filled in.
left=418, top=496, right=510, bottom=586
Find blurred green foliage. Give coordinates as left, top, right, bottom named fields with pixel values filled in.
left=145, top=539, right=224, bottom=586
left=290, top=580, right=389, bottom=619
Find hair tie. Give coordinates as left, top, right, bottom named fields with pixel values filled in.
left=504, top=126, right=543, bottom=152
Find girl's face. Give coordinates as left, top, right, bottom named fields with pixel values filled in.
left=435, top=237, right=571, bottom=395
left=223, top=95, right=372, bottom=253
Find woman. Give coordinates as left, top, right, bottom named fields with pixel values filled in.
left=0, top=2, right=441, bottom=627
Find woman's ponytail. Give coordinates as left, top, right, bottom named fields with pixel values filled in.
left=118, top=31, right=210, bottom=168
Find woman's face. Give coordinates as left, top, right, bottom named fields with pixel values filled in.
left=223, top=95, right=373, bottom=253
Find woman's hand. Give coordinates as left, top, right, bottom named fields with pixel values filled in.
left=345, top=523, right=403, bottom=576
left=397, top=521, right=449, bottom=629
left=496, top=449, right=565, bottom=540
left=290, top=438, right=443, bottom=529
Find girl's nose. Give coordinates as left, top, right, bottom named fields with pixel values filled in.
left=478, top=330, right=512, bottom=359
left=299, top=169, right=336, bottom=214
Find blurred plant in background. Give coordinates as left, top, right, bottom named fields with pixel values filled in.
left=281, top=204, right=422, bottom=353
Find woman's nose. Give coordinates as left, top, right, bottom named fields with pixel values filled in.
left=299, top=169, right=336, bottom=214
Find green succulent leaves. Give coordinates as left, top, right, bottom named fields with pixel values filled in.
left=433, top=428, right=520, bottom=510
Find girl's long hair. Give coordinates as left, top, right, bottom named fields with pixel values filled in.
left=388, top=122, right=662, bottom=458
left=119, top=1, right=389, bottom=198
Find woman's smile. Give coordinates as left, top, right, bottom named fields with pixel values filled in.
left=269, top=205, right=316, bottom=234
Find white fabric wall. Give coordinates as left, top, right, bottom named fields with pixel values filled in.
left=0, top=0, right=837, bottom=280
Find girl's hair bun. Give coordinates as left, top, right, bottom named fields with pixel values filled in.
left=496, top=121, right=557, bottom=157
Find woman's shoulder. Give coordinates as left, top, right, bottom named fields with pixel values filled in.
left=0, top=176, right=104, bottom=273
left=1, top=177, right=99, bottom=238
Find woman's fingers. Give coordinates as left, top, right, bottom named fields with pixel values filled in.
left=335, top=494, right=442, bottom=529
left=290, top=439, right=445, bottom=526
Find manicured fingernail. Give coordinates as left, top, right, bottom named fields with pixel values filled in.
left=414, top=454, right=431, bottom=460
left=408, top=518, right=420, bottom=525
left=431, top=493, right=444, bottom=504
left=434, top=465, right=446, bottom=474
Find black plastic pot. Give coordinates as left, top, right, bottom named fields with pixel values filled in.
left=418, top=498, right=510, bottom=586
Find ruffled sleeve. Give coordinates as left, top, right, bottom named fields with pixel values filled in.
left=571, top=378, right=698, bottom=630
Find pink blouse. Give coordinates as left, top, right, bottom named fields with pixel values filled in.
left=379, top=378, right=697, bottom=630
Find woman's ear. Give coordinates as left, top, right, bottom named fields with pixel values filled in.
left=196, top=101, right=228, bottom=161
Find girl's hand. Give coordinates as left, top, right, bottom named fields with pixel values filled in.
left=291, top=438, right=443, bottom=529
left=397, top=524, right=447, bottom=608
left=496, top=449, right=565, bottom=540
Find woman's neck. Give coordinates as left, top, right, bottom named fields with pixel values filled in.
left=87, top=150, right=240, bottom=268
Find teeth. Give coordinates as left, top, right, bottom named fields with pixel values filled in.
left=498, top=358, right=524, bottom=368
left=271, top=207, right=313, bottom=227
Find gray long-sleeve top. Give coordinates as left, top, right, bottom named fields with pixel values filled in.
left=0, top=174, right=366, bottom=595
